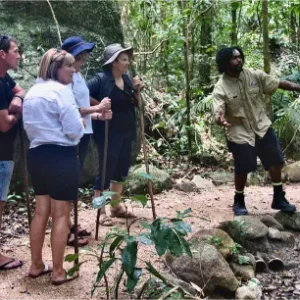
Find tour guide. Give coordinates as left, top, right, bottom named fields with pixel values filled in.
left=213, top=46, right=300, bottom=216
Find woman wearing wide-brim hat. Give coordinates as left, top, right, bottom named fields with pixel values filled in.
left=87, top=43, right=143, bottom=226
left=61, top=36, right=112, bottom=242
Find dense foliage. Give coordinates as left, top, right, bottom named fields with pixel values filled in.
left=121, top=0, right=300, bottom=162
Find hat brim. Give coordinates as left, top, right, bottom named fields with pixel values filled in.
left=102, top=46, right=133, bottom=67
left=70, top=42, right=95, bottom=57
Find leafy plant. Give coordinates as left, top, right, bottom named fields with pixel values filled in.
left=67, top=209, right=193, bottom=298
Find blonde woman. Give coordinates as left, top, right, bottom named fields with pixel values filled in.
left=23, top=49, right=83, bottom=285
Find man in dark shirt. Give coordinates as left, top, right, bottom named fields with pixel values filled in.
left=0, top=35, right=25, bottom=271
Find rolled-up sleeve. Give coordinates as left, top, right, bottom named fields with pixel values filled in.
left=255, top=70, right=279, bottom=95
left=213, top=84, right=226, bottom=121
left=56, top=87, right=84, bottom=141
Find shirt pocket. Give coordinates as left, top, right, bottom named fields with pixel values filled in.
left=226, top=95, right=241, bottom=114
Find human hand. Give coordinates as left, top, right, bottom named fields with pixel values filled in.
left=8, top=97, right=22, bottom=115
left=132, top=76, right=144, bottom=91
left=217, top=112, right=231, bottom=128
left=98, top=97, right=111, bottom=112
left=103, top=109, right=112, bottom=120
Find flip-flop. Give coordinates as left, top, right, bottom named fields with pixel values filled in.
left=52, top=271, right=79, bottom=286
left=70, top=224, right=91, bottom=237
left=29, top=263, right=52, bottom=279
left=99, top=214, right=114, bottom=226
left=0, top=258, right=23, bottom=271
left=67, top=233, right=89, bottom=247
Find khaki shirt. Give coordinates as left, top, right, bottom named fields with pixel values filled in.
left=213, top=68, right=279, bottom=146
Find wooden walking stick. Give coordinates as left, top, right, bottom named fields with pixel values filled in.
left=73, top=192, right=79, bottom=264
left=136, top=87, right=157, bottom=220
left=95, top=120, right=109, bottom=240
left=19, top=121, right=32, bottom=226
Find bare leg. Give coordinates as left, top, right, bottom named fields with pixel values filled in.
left=268, top=165, right=282, bottom=183
left=28, top=195, right=51, bottom=275
left=110, top=182, right=135, bottom=217
left=234, top=173, right=248, bottom=191
left=50, top=199, right=71, bottom=281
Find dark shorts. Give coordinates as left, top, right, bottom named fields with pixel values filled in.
left=94, top=130, right=132, bottom=190
left=228, top=127, right=284, bottom=175
left=78, top=134, right=91, bottom=170
left=27, top=145, right=80, bottom=201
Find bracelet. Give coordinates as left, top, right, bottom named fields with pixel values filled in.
left=14, top=95, right=24, bottom=102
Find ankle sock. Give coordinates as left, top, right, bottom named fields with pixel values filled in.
left=235, top=190, right=244, bottom=195
left=272, top=182, right=283, bottom=194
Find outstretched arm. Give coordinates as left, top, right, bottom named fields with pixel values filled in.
left=278, top=80, right=300, bottom=92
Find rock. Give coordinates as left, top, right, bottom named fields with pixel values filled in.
left=247, top=278, right=263, bottom=300
left=282, top=161, right=300, bottom=182
left=261, top=215, right=284, bottom=231
left=190, top=228, right=235, bottom=259
left=267, top=227, right=295, bottom=245
left=174, top=179, right=196, bottom=193
left=124, top=165, right=172, bottom=194
left=219, top=216, right=271, bottom=252
left=236, top=286, right=257, bottom=300
left=192, top=175, right=214, bottom=189
left=165, top=243, right=239, bottom=298
left=219, top=216, right=269, bottom=242
left=230, top=263, right=255, bottom=281
left=208, top=171, right=233, bottom=185
left=274, top=212, right=300, bottom=231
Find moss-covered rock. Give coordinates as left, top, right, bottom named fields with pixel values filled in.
left=124, top=165, right=172, bottom=194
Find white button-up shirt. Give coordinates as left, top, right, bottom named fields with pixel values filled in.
left=23, top=78, right=84, bottom=149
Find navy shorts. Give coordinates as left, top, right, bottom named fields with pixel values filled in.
left=27, top=145, right=80, bottom=201
left=227, top=127, right=284, bottom=175
left=94, top=131, right=132, bottom=190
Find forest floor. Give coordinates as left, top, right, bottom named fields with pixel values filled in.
left=1, top=183, right=300, bottom=299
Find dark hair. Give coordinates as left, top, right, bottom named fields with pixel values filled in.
left=216, top=46, right=245, bottom=73
left=0, top=35, right=16, bottom=53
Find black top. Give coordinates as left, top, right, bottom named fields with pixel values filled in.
left=87, top=71, right=137, bottom=139
left=109, top=84, right=135, bottom=132
left=0, top=73, right=17, bottom=161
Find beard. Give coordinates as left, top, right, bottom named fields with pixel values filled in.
left=228, top=62, right=243, bottom=72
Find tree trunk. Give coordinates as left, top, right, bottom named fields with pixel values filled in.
left=262, top=0, right=270, bottom=74
left=262, top=0, right=272, bottom=119
left=290, top=5, right=297, bottom=44
left=180, top=0, right=192, bottom=159
left=231, top=1, right=238, bottom=45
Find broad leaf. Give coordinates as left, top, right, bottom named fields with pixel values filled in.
left=177, top=234, right=192, bottom=257
left=122, top=239, right=138, bottom=277
left=172, top=220, right=192, bottom=235
left=91, top=257, right=117, bottom=296
left=127, top=267, right=142, bottom=292
left=132, top=194, right=147, bottom=207
left=67, top=261, right=86, bottom=276
left=109, top=235, right=124, bottom=257
left=92, top=196, right=107, bottom=209
left=145, top=262, right=166, bottom=283
left=168, top=229, right=183, bottom=256
left=65, top=253, right=79, bottom=262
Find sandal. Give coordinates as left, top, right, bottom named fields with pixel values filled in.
left=52, top=270, right=79, bottom=286
left=29, top=263, right=52, bottom=278
left=0, top=258, right=23, bottom=271
left=70, top=224, right=91, bottom=237
left=67, top=233, right=89, bottom=247
left=99, top=214, right=114, bottom=227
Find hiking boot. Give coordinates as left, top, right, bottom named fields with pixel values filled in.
left=271, top=191, right=296, bottom=213
left=233, top=194, right=248, bottom=216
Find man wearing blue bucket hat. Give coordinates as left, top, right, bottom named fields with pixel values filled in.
left=62, top=36, right=112, bottom=246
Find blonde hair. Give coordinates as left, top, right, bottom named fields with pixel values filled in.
left=38, top=48, right=74, bottom=81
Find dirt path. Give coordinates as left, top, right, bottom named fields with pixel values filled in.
left=1, top=183, right=300, bottom=299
